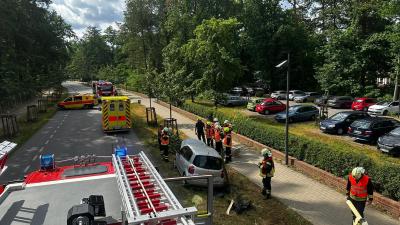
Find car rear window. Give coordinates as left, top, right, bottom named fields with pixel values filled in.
left=193, top=156, right=222, bottom=170
left=355, top=99, right=363, bottom=103
left=351, top=120, right=371, bottom=129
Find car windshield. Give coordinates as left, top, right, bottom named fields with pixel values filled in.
left=389, top=128, right=400, bottom=136
left=377, top=101, right=390, bottom=106
left=192, top=155, right=223, bottom=170
left=330, top=113, right=347, bottom=121
left=351, top=120, right=371, bottom=129
left=355, top=99, right=363, bottom=103
left=289, top=106, right=300, bottom=113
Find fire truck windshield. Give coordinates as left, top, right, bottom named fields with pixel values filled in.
left=99, top=85, right=113, bottom=91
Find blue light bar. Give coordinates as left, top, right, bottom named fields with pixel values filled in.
left=40, top=154, right=55, bottom=170
left=114, top=146, right=127, bottom=158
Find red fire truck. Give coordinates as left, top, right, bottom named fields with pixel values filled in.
left=93, top=80, right=117, bottom=97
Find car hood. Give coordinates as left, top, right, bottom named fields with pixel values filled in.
left=320, top=119, right=340, bottom=126
left=369, top=104, right=386, bottom=110
left=379, top=134, right=400, bottom=146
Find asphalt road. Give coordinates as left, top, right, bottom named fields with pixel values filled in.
left=0, top=81, right=146, bottom=183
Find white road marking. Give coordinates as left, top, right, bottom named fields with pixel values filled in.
left=49, top=134, right=54, bottom=139
left=53, top=130, right=57, bottom=133
left=32, top=155, right=38, bottom=161
left=44, top=140, right=49, bottom=145
left=57, top=126, right=60, bottom=129
left=39, top=147, right=44, bottom=152
left=24, top=165, right=31, bottom=173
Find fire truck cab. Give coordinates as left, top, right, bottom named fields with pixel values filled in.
left=58, top=94, right=97, bottom=110
left=95, top=81, right=116, bottom=97
left=101, top=96, right=131, bottom=132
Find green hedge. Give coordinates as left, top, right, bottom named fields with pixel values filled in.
left=182, top=102, right=400, bottom=201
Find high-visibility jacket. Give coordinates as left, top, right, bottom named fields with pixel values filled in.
left=223, top=133, right=232, bottom=147
left=259, top=158, right=275, bottom=178
left=161, top=134, right=170, bottom=146
left=205, top=125, right=214, bottom=138
left=214, top=130, right=222, bottom=142
left=349, top=174, right=369, bottom=201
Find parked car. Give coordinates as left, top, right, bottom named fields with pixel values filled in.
left=288, top=90, right=305, bottom=101
left=218, top=95, right=247, bottom=106
left=314, top=95, right=333, bottom=106
left=368, top=101, right=400, bottom=116
left=293, top=92, right=321, bottom=103
left=351, top=97, right=377, bottom=111
left=175, top=139, right=225, bottom=187
left=231, top=87, right=243, bottom=96
left=348, top=117, right=399, bottom=143
left=274, top=105, right=319, bottom=123
left=242, top=86, right=255, bottom=96
left=271, top=90, right=287, bottom=100
left=319, top=111, right=370, bottom=135
left=327, top=96, right=353, bottom=108
left=247, top=98, right=264, bottom=111
left=377, top=127, right=400, bottom=156
left=255, top=98, right=286, bottom=115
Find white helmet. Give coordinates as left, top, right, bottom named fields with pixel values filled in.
left=224, top=120, right=230, bottom=124
left=213, top=118, right=218, bottom=122
left=261, top=148, right=272, bottom=157
left=351, top=167, right=365, bottom=179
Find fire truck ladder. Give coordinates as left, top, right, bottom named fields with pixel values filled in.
left=112, top=151, right=197, bottom=225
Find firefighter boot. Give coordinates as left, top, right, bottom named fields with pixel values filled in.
left=261, top=188, right=266, bottom=196
left=266, top=190, right=271, bottom=199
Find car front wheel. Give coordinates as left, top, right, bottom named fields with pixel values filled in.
left=264, top=110, right=270, bottom=115
left=337, top=128, right=344, bottom=135
left=383, top=111, right=388, bottom=116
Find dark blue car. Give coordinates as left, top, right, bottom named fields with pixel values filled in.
left=319, top=111, right=370, bottom=135
left=274, top=105, right=319, bottom=123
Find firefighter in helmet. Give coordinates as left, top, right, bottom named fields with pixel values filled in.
left=258, top=148, right=275, bottom=199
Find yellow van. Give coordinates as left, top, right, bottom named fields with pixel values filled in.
left=57, top=94, right=97, bottom=109
left=101, top=96, right=131, bottom=132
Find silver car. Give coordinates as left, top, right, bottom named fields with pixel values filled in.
left=175, top=139, right=225, bottom=187
left=218, top=95, right=247, bottom=106
left=294, top=92, right=321, bottom=103
left=271, top=90, right=287, bottom=100
left=288, top=90, right=305, bottom=100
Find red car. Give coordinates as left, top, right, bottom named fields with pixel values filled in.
left=351, top=97, right=377, bottom=111
left=255, top=98, right=286, bottom=115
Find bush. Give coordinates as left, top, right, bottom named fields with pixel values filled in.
left=182, top=102, right=400, bottom=200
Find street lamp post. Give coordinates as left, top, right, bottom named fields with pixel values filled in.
left=276, top=53, right=290, bottom=165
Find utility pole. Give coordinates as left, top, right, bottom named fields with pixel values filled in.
left=275, top=53, right=290, bottom=165
left=393, top=57, right=399, bottom=102
left=285, top=53, right=290, bottom=165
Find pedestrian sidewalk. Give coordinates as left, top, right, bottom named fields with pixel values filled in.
left=121, top=90, right=398, bottom=225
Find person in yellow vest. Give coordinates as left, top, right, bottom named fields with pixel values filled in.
left=160, top=127, right=170, bottom=161
left=223, top=127, right=232, bottom=163
left=205, top=121, right=215, bottom=148
left=258, top=148, right=275, bottom=199
left=214, top=125, right=224, bottom=155
left=346, top=167, right=373, bottom=223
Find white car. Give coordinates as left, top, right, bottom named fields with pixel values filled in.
left=175, top=139, right=225, bottom=187
left=271, top=90, right=287, bottom=100
left=288, top=90, right=305, bottom=100
left=368, top=101, right=399, bottom=116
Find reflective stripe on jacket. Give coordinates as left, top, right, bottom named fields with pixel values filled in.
left=205, top=125, right=214, bottom=138
left=214, top=130, right=222, bottom=142
left=223, top=133, right=232, bottom=147
left=160, top=134, right=170, bottom=146
left=259, top=158, right=275, bottom=178
left=349, top=174, right=369, bottom=201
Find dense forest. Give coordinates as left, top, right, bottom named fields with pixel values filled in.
left=66, top=0, right=400, bottom=103
left=0, top=0, right=73, bottom=109
left=1, top=1, right=399, bottom=108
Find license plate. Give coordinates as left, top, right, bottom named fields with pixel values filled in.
left=320, top=126, right=326, bottom=130
left=354, top=130, right=362, bottom=134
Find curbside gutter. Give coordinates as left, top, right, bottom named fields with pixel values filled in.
left=129, top=91, right=400, bottom=219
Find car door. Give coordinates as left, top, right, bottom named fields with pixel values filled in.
left=176, top=147, right=188, bottom=174
left=181, top=147, right=193, bottom=175
left=388, top=101, right=399, bottom=114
